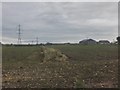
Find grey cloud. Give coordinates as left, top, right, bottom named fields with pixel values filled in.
left=2, top=2, right=118, bottom=44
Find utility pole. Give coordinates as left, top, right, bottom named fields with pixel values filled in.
left=36, top=37, right=38, bottom=45
left=18, top=24, right=22, bottom=44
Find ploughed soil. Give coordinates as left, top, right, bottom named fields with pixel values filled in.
left=2, top=46, right=118, bottom=88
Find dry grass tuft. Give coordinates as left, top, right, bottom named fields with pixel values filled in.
left=27, top=46, right=68, bottom=63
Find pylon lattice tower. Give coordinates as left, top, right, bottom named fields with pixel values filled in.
left=18, top=24, right=21, bottom=44
left=36, top=37, right=38, bottom=45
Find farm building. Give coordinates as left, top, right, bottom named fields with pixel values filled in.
left=79, top=39, right=97, bottom=45
left=98, top=40, right=110, bottom=44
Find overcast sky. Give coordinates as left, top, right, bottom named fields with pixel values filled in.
left=2, top=2, right=118, bottom=44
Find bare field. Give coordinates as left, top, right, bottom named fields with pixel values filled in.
left=2, top=44, right=118, bottom=88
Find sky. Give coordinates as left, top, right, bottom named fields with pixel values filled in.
left=2, top=2, right=118, bottom=44
left=0, top=2, right=1, bottom=43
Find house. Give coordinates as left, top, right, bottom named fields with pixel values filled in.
left=98, top=40, right=110, bottom=44
left=79, top=39, right=97, bottom=45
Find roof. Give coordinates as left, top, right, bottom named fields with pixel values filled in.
left=99, top=40, right=110, bottom=43
left=80, top=39, right=96, bottom=42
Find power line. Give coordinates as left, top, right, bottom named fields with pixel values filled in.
left=16, top=25, right=39, bottom=45
left=22, top=37, right=39, bottom=44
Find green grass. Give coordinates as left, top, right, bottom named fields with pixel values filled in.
left=2, top=44, right=118, bottom=88
left=48, top=44, right=118, bottom=61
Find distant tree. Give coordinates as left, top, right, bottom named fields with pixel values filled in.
left=117, top=37, right=120, bottom=44
left=11, top=43, right=13, bottom=46
left=46, top=42, right=52, bottom=45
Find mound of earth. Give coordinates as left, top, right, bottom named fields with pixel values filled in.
left=27, top=46, right=68, bottom=63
